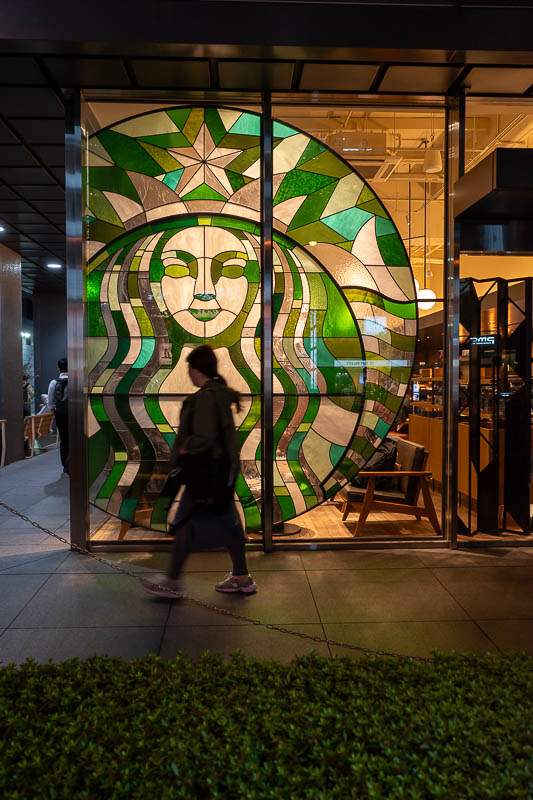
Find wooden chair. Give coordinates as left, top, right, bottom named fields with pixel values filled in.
left=23, top=411, right=55, bottom=457
left=339, top=437, right=441, bottom=537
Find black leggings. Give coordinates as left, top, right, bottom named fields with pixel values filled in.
left=168, top=518, right=248, bottom=580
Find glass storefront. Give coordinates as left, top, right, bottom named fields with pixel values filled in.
left=74, top=94, right=531, bottom=548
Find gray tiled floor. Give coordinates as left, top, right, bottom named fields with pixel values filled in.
left=1, top=449, right=533, bottom=664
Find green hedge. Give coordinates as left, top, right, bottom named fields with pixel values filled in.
left=1, top=653, right=532, bottom=799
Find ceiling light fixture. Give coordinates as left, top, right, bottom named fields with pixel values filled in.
left=308, top=241, right=318, bottom=247
left=0, top=225, right=5, bottom=232
left=47, top=262, right=62, bottom=269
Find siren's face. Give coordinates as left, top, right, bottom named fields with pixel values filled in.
left=161, top=226, right=252, bottom=336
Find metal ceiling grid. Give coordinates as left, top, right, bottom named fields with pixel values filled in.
left=0, top=53, right=533, bottom=292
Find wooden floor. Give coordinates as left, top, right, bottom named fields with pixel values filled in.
left=91, top=491, right=443, bottom=542
left=91, top=486, right=532, bottom=544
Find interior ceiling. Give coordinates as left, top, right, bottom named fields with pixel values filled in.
left=1, top=52, right=533, bottom=293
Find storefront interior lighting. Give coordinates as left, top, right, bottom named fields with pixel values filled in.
left=0, top=224, right=5, bottom=232
left=21, top=331, right=31, bottom=338
left=47, top=262, right=62, bottom=269
left=308, top=241, right=317, bottom=247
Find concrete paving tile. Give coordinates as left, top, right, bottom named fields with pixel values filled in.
left=301, top=549, right=425, bottom=571
left=0, top=574, right=50, bottom=626
left=56, top=552, right=159, bottom=574
left=432, top=566, right=533, bottom=619
left=0, top=626, right=165, bottom=665
left=0, top=545, right=70, bottom=573
left=307, top=568, right=469, bottom=623
left=167, top=600, right=247, bottom=627
left=0, top=532, right=53, bottom=545
left=416, top=548, right=533, bottom=568
left=477, top=620, right=533, bottom=656
left=10, top=574, right=170, bottom=628
left=164, top=570, right=320, bottom=624
left=324, top=620, right=499, bottom=660
left=159, top=623, right=329, bottom=662
left=177, top=550, right=303, bottom=572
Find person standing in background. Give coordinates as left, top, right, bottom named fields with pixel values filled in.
left=48, top=358, right=69, bottom=475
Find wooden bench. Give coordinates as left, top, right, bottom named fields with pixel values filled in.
left=339, top=436, right=441, bottom=537
left=23, top=412, right=55, bottom=457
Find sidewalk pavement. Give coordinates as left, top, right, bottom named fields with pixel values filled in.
left=1, top=449, right=532, bottom=665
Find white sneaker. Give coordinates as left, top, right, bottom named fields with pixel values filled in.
left=215, top=572, right=257, bottom=594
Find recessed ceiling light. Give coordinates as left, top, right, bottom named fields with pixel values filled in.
left=47, top=262, right=62, bottom=269
left=0, top=225, right=5, bottom=232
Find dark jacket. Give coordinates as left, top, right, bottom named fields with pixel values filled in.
left=169, top=379, right=240, bottom=476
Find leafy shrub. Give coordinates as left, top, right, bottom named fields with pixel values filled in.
left=0, top=652, right=532, bottom=799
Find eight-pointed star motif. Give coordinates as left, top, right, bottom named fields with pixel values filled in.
left=166, top=123, right=243, bottom=199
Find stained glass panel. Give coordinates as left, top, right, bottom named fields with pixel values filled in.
left=86, top=106, right=417, bottom=532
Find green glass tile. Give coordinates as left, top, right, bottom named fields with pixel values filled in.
left=225, top=145, right=261, bottom=175
left=86, top=269, right=105, bottom=302
left=296, top=139, right=327, bottom=168
left=307, top=273, right=328, bottom=310
left=383, top=298, right=417, bottom=320
left=329, top=442, right=346, bottom=466
left=87, top=303, right=107, bottom=337
left=217, top=133, right=260, bottom=152
left=182, top=108, right=204, bottom=145
left=287, top=183, right=337, bottom=231
left=98, top=130, right=162, bottom=177
left=181, top=184, right=227, bottom=202
left=377, top=233, right=409, bottom=267
left=138, top=141, right=183, bottom=173
left=133, top=307, right=154, bottom=335
left=204, top=107, right=227, bottom=145
left=324, top=336, right=362, bottom=360
left=274, top=171, right=336, bottom=206
left=273, top=121, right=297, bottom=138
left=375, top=217, right=396, bottom=237
left=90, top=395, right=109, bottom=422
left=88, top=219, right=126, bottom=247
left=274, top=486, right=290, bottom=496
left=297, top=150, right=351, bottom=179
left=108, top=338, right=131, bottom=370
left=88, top=429, right=110, bottom=487
left=166, top=108, right=191, bottom=134
left=322, top=206, right=372, bottom=241
left=89, top=188, right=123, bottom=228
left=98, top=461, right=127, bottom=499
left=390, top=331, right=417, bottom=352
left=137, top=132, right=190, bottom=149
left=356, top=185, right=375, bottom=205
left=287, top=431, right=306, bottom=461
left=119, top=498, right=138, bottom=522
left=162, top=169, right=184, bottom=191
left=144, top=396, right=167, bottom=425
left=127, top=273, right=139, bottom=299
left=384, top=393, right=403, bottom=413
left=357, top=198, right=388, bottom=219
left=132, top=338, right=155, bottom=369
left=287, top=221, right=347, bottom=247
left=226, top=170, right=245, bottom=193
left=323, top=276, right=357, bottom=338
left=277, top=494, right=295, bottom=520
left=89, top=167, right=141, bottom=204
left=305, top=495, right=317, bottom=509
left=229, top=113, right=261, bottom=136
left=375, top=418, right=390, bottom=440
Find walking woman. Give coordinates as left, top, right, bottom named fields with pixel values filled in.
left=144, top=345, right=256, bottom=599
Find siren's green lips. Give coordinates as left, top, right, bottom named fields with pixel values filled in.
left=189, top=308, right=220, bottom=320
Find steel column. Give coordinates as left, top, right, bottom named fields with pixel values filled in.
left=443, top=96, right=462, bottom=547
left=65, top=91, right=89, bottom=550
left=260, top=91, right=274, bottom=553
